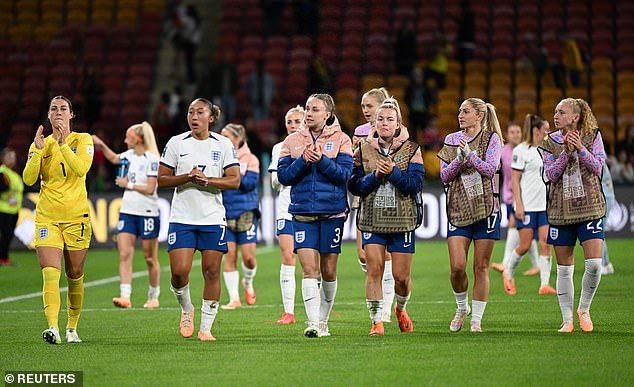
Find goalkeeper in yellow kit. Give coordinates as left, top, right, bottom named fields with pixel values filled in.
left=23, top=96, right=94, bottom=344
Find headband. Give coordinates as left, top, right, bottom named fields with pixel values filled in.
left=127, top=127, right=143, bottom=143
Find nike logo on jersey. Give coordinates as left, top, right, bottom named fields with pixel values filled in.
left=403, top=243, right=412, bottom=248
left=218, top=241, right=226, bottom=246
left=43, top=155, right=51, bottom=159
left=486, top=228, right=495, bottom=233
left=180, top=153, right=190, bottom=157
left=557, top=292, right=567, bottom=296
left=330, top=244, right=339, bottom=248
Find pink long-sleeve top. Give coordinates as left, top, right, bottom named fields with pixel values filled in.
left=542, top=130, right=606, bottom=182
left=440, top=130, right=503, bottom=212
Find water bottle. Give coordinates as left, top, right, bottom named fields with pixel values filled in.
left=118, top=158, right=130, bottom=178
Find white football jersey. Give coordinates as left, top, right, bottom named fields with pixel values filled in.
left=512, top=143, right=546, bottom=211
left=119, top=149, right=160, bottom=216
left=268, top=142, right=291, bottom=221
left=161, top=131, right=238, bottom=225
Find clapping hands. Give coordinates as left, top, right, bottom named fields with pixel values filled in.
left=302, top=143, right=323, bottom=163
left=375, top=156, right=394, bottom=178
left=189, top=166, right=209, bottom=187
left=564, top=130, right=582, bottom=153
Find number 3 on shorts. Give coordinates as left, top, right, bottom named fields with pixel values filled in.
left=332, top=227, right=341, bottom=244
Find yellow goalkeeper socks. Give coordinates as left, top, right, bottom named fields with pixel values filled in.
left=66, top=274, right=84, bottom=330
left=42, top=267, right=61, bottom=330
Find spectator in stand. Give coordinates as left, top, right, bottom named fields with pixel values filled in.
left=78, top=65, right=103, bottom=126
left=394, top=20, right=417, bottom=76
left=405, top=67, right=434, bottom=139
left=308, top=56, right=335, bottom=96
left=245, top=60, right=275, bottom=121
left=169, top=86, right=188, bottom=132
left=0, top=147, right=23, bottom=266
left=423, top=30, right=450, bottom=90
left=553, top=32, right=584, bottom=90
left=261, top=0, right=283, bottom=36
left=167, top=3, right=201, bottom=85
left=453, top=0, right=476, bottom=76
left=152, top=91, right=173, bottom=148
left=606, top=148, right=634, bottom=184
left=202, top=52, right=239, bottom=123
left=519, top=33, right=549, bottom=90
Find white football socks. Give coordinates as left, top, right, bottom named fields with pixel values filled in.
left=199, top=299, right=219, bottom=333
left=502, top=228, right=519, bottom=267
left=302, top=278, right=320, bottom=323
left=506, top=249, right=522, bottom=278
left=395, top=292, right=410, bottom=311
left=223, top=271, right=240, bottom=302
left=366, top=299, right=383, bottom=324
left=319, top=280, right=337, bottom=322
left=556, top=265, right=574, bottom=322
left=148, top=286, right=160, bottom=300
left=280, top=264, right=296, bottom=314
left=578, top=258, right=602, bottom=312
left=528, top=240, right=539, bottom=269
left=242, top=261, right=257, bottom=290
left=120, top=283, right=131, bottom=298
left=382, top=260, right=395, bottom=317
left=471, top=300, right=487, bottom=325
left=538, top=255, right=552, bottom=287
left=170, top=283, right=194, bottom=313
left=454, top=290, right=469, bottom=311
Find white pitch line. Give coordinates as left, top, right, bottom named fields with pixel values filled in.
left=0, top=245, right=277, bottom=305
left=0, top=298, right=551, bottom=313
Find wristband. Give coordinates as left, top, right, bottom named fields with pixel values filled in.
left=127, top=182, right=134, bottom=190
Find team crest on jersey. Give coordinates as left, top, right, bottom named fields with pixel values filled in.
left=277, top=219, right=285, bottom=230
left=513, top=154, right=518, bottom=162
left=28, top=151, right=33, bottom=161
left=168, top=232, right=176, bottom=245
left=39, top=227, right=48, bottom=239
left=448, top=223, right=457, bottom=232
left=151, top=162, right=158, bottom=171
left=550, top=227, right=559, bottom=240
left=212, top=151, right=220, bottom=161
left=295, top=231, right=305, bottom=243
left=232, top=148, right=237, bottom=159
left=363, top=232, right=372, bottom=240
left=71, top=146, right=77, bottom=154
left=324, top=142, right=334, bottom=152
left=117, top=220, right=124, bottom=231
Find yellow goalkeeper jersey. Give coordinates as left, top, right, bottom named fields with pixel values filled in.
left=23, top=132, right=94, bottom=223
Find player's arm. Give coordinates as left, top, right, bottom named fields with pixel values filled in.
left=59, top=135, right=93, bottom=177
left=157, top=164, right=190, bottom=188
left=91, top=135, right=120, bottom=164
left=128, top=176, right=157, bottom=195
left=511, top=169, right=523, bottom=217
left=23, top=142, right=42, bottom=186
left=210, top=164, right=240, bottom=190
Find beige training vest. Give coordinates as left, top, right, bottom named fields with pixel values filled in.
left=357, top=140, right=420, bottom=233
left=539, top=129, right=606, bottom=226
left=437, top=130, right=497, bottom=227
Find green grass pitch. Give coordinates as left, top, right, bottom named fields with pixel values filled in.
left=1, top=240, right=633, bottom=386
